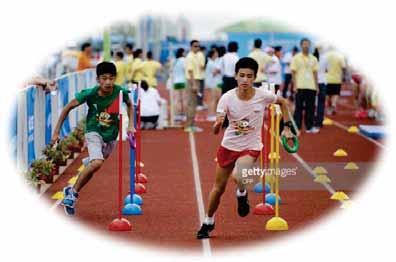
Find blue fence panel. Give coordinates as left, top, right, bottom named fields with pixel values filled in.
left=57, top=77, right=71, bottom=139
left=45, top=93, right=52, bottom=145
left=26, top=87, right=36, bottom=166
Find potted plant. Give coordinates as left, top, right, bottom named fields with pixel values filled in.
left=63, top=135, right=82, bottom=153
left=72, top=125, right=85, bottom=147
left=30, top=158, right=56, bottom=184
left=43, top=143, right=68, bottom=168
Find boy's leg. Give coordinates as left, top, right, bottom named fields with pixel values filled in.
left=197, top=163, right=233, bottom=239
left=207, top=164, right=234, bottom=217
left=62, top=132, right=108, bottom=215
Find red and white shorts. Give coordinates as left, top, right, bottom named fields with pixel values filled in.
left=216, top=146, right=260, bottom=169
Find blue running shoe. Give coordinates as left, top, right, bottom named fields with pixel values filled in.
left=62, top=185, right=78, bottom=216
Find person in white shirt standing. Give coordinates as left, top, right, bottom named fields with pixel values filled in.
left=205, top=49, right=222, bottom=121
left=281, top=46, right=299, bottom=100
left=171, top=48, right=187, bottom=121
left=313, top=44, right=328, bottom=130
left=266, top=46, right=283, bottom=92
left=219, top=41, right=239, bottom=128
left=196, top=57, right=294, bottom=239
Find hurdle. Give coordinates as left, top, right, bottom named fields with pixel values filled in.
left=253, top=105, right=275, bottom=215
left=123, top=84, right=144, bottom=215
left=265, top=104, right=288, bottom=231
left=108, top=90, right=132, bottom=231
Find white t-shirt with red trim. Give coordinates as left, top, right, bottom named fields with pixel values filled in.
left=217, top=88, right=277, bottom=152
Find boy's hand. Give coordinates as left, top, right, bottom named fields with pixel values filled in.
left=127, top=126, right=136, bottom=134
left=213, top=112, right=226, bottom=134
left=281, top=126, right=294, bottom=138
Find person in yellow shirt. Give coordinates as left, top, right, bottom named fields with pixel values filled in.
left=76, top=42, right=94, bottom=71
left=114, top=51, right=127, bottom=86
left=131, top=49, right=145, bottom=83
left=142, top=51, right=162, bottom=88
left=248, top=38, right=272, bottom=87
left=184, top=40, right=202, bottom=132
left=291, top=38, right=319, bottom=133
left=325, top=46, right=346, bottom=115
left=124, top=43, right=134, bottom=83
left=196, top=47, right=206, bottom=109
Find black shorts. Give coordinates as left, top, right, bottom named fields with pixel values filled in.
left=326, top=84, right=341, bottom=96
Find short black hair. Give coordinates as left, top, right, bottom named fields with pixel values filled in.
left=96, top=61, right=117, bottom=77
left=140, top=80, right=149, bottom=91
left=292, top=46, right=299, bottom=53
left=190, top=40, right=199, bottom=47
left=81, top=42, right=91, bottom=51
left=228, top=41, right=238, bottom=52
left=254, top=39, right=262, bottom=48
left=115, top=51, right=124, bottom=59
left=125, top=43, right=134, bottom=50
left=300, top=38, right=311, bottom=46
left=218, top=46, right=226, bottom=57
left=147, top=51, right=153, bottom=59
left=235, top=57, right=258, bottom=76
left=175, top=48, right=184, bottom=58
left=274, top=46, right=282, bottom=52
left=207, top=50, right=215, bottom=59
left=133, top=49, right=143, bottom=58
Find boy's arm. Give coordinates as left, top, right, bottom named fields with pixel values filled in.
left=52, top=99, right=81, bottom=143
left=213, top=112, right=225, bottom=135
left=125, top=98, right=136, bottom=134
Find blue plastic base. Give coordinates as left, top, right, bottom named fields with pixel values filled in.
left=124, top=193, right=143, bottom=205
left=359, top=125, right=385, bottom=139
left=122, top=203, right=142, bottom=215
left=265, top=193, right=282, bottom=206
left=253, top=182, right=271, bottom=193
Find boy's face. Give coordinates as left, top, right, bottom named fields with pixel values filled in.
left=97, top=73, right=116, bottom=93
left=235, top=68, right=256, bottom=91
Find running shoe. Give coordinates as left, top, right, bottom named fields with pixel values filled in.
left=237, top=192, right=250, bottom=217
left=196, top=223, right=215, bottom=239
left=62, top=185, right=78, bottom=216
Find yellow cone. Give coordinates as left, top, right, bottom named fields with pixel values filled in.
left=344, top=162, right=359, bottom=170
left=52, top=191, right=64, bottom=200
left=77, top=165, right=85, bottom=173
left=265, top=217, right=289, bottom=231
left=348, top=126, right=359, bottom=133
left=323, top=118, right=333, bottom=126
left=313, top=166, right=328, bottom=175
left=330, top=191, right=349, bottom=201
left=333, top=149, right=348, bottom=157
left=314, top=174, right=331, bottom=184
left=340, top=200, right=353, bottom=209
left=68, top=176, right=78, bottom=185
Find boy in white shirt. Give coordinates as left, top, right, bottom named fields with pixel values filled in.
left=196, top=57, right=294, bottom=239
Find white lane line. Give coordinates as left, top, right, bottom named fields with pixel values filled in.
left=188, top=132, right=212, bottom=257
left=291, top=153, right=336, bottom=195
left=330, top=118, right=386, bottom=150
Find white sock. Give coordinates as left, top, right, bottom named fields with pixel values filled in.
left=236, top=189, right=247, bottom=197
left=204, top=215, right=215, bottom=225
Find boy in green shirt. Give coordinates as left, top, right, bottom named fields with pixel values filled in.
left=52, top=62, right=135, bottom=215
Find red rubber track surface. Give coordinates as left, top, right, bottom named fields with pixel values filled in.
left=44, top=83, right=384, bottom=254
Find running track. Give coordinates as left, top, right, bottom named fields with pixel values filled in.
left=44, top=84, right=383, bottom=255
